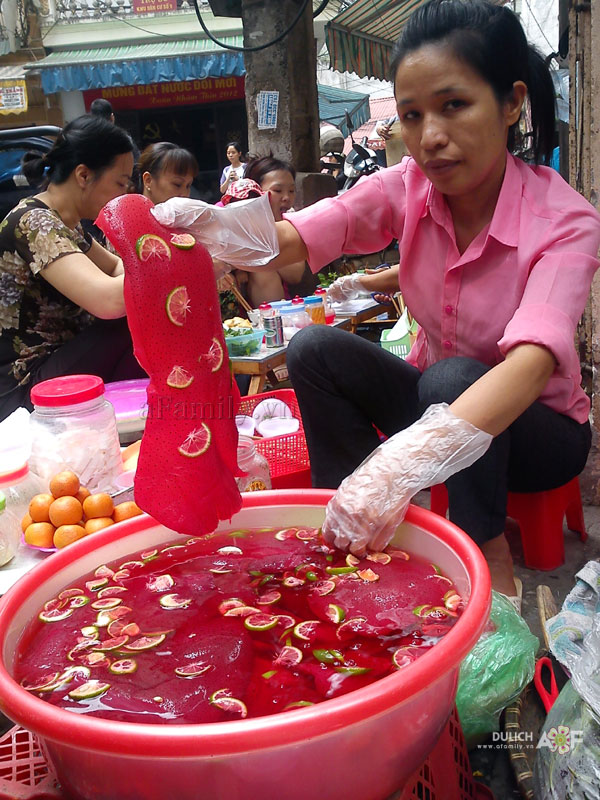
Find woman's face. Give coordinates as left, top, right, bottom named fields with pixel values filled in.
left=260, top=169, right=296, bottom=221
left=83, top=152, right=134, bottom=219
left=143, top=168, right=195, bottom=205
left=227, top=146, right=242, bottom=165
left=394, top=44, right=525, bottom=200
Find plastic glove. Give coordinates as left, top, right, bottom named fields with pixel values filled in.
left=326, top=273, right=367, bottom=304
left=151, top=193, right=279, bottom=269
left=322, top=403, right=493, bottom=555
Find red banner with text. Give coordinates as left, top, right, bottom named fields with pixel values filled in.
left=132, top=0, right=176, bottom=14
left=83, top=77, right=245, bottom=111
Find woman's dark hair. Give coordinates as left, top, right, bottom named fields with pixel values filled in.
left=245, top=154, right=296, bottom=186
left=226, top=141, right=245, bottom=161
left=22, top=114, right=134, bottom=187
left=137, top=142, right=199, bottom=191
left=390, top=0, right=555, bottom=164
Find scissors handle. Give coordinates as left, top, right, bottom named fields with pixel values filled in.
left=534, top=656, right=559, bottom=713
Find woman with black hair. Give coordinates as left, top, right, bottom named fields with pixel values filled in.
left=138, top=141, right=199, bottom=204
left=0, top=114, right=145, bottom=421
left=219, top=141, right=246, bottom=195
left=261, top=0, right=600, bottom=601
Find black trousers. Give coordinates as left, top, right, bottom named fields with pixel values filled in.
left=287, top=326, right=591, bottom=545
left=0, top=317, right=147, bottom=421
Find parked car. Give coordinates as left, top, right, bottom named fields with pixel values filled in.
left=0, top=126, right=60, bottom=221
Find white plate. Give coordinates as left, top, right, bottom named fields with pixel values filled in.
left=235, top=415, right=256, bottom=437
left=256, top=417, right=300, bottom=437
left=251, top=398, right=292, bottom=426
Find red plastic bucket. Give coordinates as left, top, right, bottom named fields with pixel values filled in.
left=0, top=491, right=491, bottom=800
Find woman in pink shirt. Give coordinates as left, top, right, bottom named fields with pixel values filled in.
left=271, top=0, right=600, bottom=600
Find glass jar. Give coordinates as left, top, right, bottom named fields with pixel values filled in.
left=0, top=463, right=44, bottom=527
left=0, top=490, right=19, bottom=566
left=314, top=287, right=335, bottom=324
left=304, top=296, right=326, bottom=325
left=29, top=375, right=123, bottom=494
left=290, top=297, right=313, bottom=328
left=236, top=436, right=272, bottom=492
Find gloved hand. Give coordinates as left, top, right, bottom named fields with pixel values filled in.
left=326, top=273, right=367, bottom=304
left=322, top=403, right=493, bottom=555
left=151, top=194, right=279, bottom=269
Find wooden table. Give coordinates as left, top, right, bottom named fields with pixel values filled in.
left=330, top=298, right=392, bottom=333
left=230, top=317, right=352, bottom=395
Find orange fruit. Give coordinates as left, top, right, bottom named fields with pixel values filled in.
left=29, top=493, right=55, bottom=523
left=21, top=512, right=33, bottom=533
left=83, top=493, right=114, bottom=520
left=49, top=470, right=80, bottom=498
left=24, top=522, right=55, bottom=548
left=53, top=524, right=86, bottom=549
left=48, top=496, right=83, bottom=527
left=113, top=501, right=143, bottom=523
left=84, top=517, right=114, bottom=535
left=75, top=487, right=91, bottom=504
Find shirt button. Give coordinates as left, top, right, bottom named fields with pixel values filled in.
left=443, top=340, right=452, bottom=350
left=444, top=305, right=453, bottom=315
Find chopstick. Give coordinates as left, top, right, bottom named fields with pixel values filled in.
left=390, top=293, right=403, bottom=319
left=229, top=283, right=253, bottom=314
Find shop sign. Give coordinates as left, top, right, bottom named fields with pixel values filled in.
left=84, top=77, right=245, bottom=111
left=0, top=80, right=28, bottom=115
left=132, top=0, right=176, bottom=14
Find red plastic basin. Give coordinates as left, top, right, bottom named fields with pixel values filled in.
left=0, top=490, right=491, bottom=800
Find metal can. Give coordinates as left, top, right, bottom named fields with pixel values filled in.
left=263, top=311, right=284, bottom=348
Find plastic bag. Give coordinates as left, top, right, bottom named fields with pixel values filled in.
left=455, top=591, right=538, bottom=747
left=151, top=193, right=279, bottom=268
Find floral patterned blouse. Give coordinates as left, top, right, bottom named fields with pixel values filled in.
left=0, top=196, right=93, bottom=390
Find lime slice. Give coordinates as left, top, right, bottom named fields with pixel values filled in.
left=136, top=234, right=171, bottom=262
left=313, top=580, right=336, bottom=596
left=125, top=634, right=167, bottom=651
left=295, top=529, right=319, bottom=541
left=293, top=620, right=320, bottom=641
left=166, top=365, right=194, bottom=389
left=335, top=616, right=368, bottom=641
left=223, top=605, right=259, bottom=617
left=177, top=424, right=211, bottom=458
left=58, top=588, right=85, bottom=600
left=81, top=626, right=99, bottom=639
left=107, top=620, right=140, bottom=638
left=86, top=578, right=108, bottom=592
left=325, top=604, right=346, bottom=624
left=93, top=635, right=129, bottom=651
left=120, top=560, right=144, bottom=571
left=346, top=554, right=360, bottom=567
left=170, top=233, right=196, bottom=250
left=216, top=546, right=243, bottom=555
left=389, top=549, right=410, bottom=561
left=95, top=565, right=114, bottom=579
left=159, top=593, right=191, bottom=609
left=218, top=598, right=245, bottom=615
left=274, top=645, right=303, bottom=666
left=365, top=552, right=392, bottom=565
left=77, top=652, right=110, bottom=668
left=174, top=662, right=212, bottom=678
left=357, top=568, right=380, bottom=582
left=256, top=590, right=281, bottom=605
left=274, top=528, right=298, bottom=541
left=91, top=598, right=123, bottom=611
left=97, top=586, right=128, bottom=599
left=209, top=691, right=248, bottom=718
left=335, top=666, right=371, bottom=675
left=313, top=648, right=344, bottom=664
left=443, top=590, right=462, bottom=612
left=68, top=596, right=90, bottom=609
left=141, top=548, right=159, bottom=561
left=165, top=285, right=190, bottom=327
left=244, top=613, right=278, bottom=631
left=21, top=672, right=61, bottom=692
left=147, top=574, right=175, bottom=593
left=325, top=566, right=357, bottom=576
left=39, top=607, right=74, bottom=623
left=201, top=337, right=224, bottom=373
left=284, top=700, right=314, bottom=711
left=110, top=659, right=138, bottom=675
left=68, top=680, right=111, bottom=701
left=112, top=569, right=131, bottom=582
left=282, top=576, right=305, bottom=588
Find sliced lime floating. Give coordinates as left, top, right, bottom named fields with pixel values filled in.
left=262, top=670, right=277, bottom=680
left=95, top=565, right=114, bottom=579
left=325, top=566, right=356, bottom=576
left=58, top=588, right=85, bottom=600
left=21, top=672, right=61, bottom=692
left=335, top=666, right=371, bottom=676
left=223, top=605, right=259, bottom=617
left=98, top=586, right=128, bottom=599
left=336, top=616, right=368, bottom=641
left=177, top=423, right=211, bottom=458
left=296, top=529, right=319, bottom=541
left=120, top=560, right=144, bottom=571
left=389, top=549, right=410, bottom=561
left=256, top=590, right=281, bottom=606
left=39, top=607, right=74, bottom=623
left=93, top=635, right=129, bottom=651
left=293, top=620, right=320, bottom=641
left=170, top=233, right=195, bottom=250
left=325, top=604, right=346, bottom=624
left=125, top=634, right=166, bottom=651
left=218, top=598, right=245, bottom=615
left=166, top=365, right=194, bottom=390
left=107, top=620, right=140, bottom=638
left=357, top=568, right=380, bottom=582
left=159, top=593, right=191, bottom=609
left=91, top=597, right=122, bottom=611
left=274, top=528, right=297, bottom=541
left=283, top=700, right=314, bottom=711
left=86, top=578, right=108, bottom=592
left=313, top=648, right=344, bottom=664
left=443, top=590, right=461, bottom=611
left=313, top=580, right=336, bottom=597
left=174, top=662, right=212, bottom=678
left=283, top=576, right=305, bottom=588
left=68, top=680, right=111, bottom=701
left=136, top=233, right=171, bottom=262
left=201, top=337, right=224, bottom=373
left=77, top=652, right=110, bottom=669
left=209, top=691, right=248, bottom=718
left=346, top=554, right=360, bottom=567
left=112, top=569, right=130, bottom=582
left=392, top=647, right=417, bottom=670
left=244, top=613, right=278, bottom=631
left=166, top=285, right=190, bottom=327
left=147, top=574, right=174, bottom=593
left=110, top=659, right=138, bottom=675
left=366, top=552, right=392, bottom=565
left=69, top=596, right=89, bottom=609
left=81, top=626, right=99, bottom=639
left=141, top=549, right=159, bottom=561
left=273, top=646, right=303, bottom=667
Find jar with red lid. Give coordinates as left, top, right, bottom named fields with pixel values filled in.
left=29, top=375, right=123, bottom=493
left=314, top=287, right=335, bottom=324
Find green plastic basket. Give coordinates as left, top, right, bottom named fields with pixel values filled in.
left=380, top=326, right=412, bottom=357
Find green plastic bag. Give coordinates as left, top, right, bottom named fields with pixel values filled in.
left=455, top=591, right=538, bottom=746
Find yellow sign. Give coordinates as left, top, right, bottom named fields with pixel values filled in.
left=0, top=80, right=28, bottom=115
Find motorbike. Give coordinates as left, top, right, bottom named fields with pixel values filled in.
left=340, top=136, right=381, bottom=192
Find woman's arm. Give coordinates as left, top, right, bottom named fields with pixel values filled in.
left=450, top=343, right=556, bottom=436
left=359, top=265, right=400, bottom=294
left=86, top=237, right=124, bottom=276
left=41, top=251, right=125, bottom=318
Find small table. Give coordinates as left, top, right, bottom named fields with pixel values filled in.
left=330, top=298, right=391, bottom=333
left=231, top=318, right=352, bottom=395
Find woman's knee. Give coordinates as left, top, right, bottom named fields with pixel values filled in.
left=418, top=356, right=489, bottom=407
left=287, top=326, right=344, bottom=377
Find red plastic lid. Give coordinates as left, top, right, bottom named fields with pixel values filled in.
left=30, top=375, right=105, bottom=407
left=258, top=303, right=272, bottom=310
left=314, top=287, right=326, bottom=295
left=0, top=463, right=29, bottom=487
left=291, top=296, right=305, bottom=305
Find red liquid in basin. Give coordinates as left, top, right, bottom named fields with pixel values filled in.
left=14, top=526, right=463, bottom=724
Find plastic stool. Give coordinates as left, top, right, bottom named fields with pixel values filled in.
left=429, top=477, right=587, bottom=571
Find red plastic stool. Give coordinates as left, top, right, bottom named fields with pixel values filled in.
left=429, top=476, right=587, bottom=571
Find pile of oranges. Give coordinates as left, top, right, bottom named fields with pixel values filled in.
left=22, top=470, right=142, bottom=550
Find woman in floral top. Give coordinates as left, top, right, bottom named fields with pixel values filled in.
left=0, top=114, right=145, bottom=420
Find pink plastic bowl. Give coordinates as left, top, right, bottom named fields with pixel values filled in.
left=0, top=490, right=490, bottom=800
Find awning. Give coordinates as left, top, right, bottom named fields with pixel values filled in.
left=317, top=83, right=370, bottom=137
left=326, top=0, right=428, bottom=80
left=24, top=37, right=246, bottom=94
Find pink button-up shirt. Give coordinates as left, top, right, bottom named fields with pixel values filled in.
left=286, top=154, right=600, bottom=423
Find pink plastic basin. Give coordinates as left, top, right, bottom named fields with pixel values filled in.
left=0, top=490, right=491, bottom=800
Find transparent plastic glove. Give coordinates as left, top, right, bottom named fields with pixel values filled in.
left=326, top=273, right=367, bottom=304
left=151, top=193, right=279, bottom=268
left=322, top=403, right=493, bottom=555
